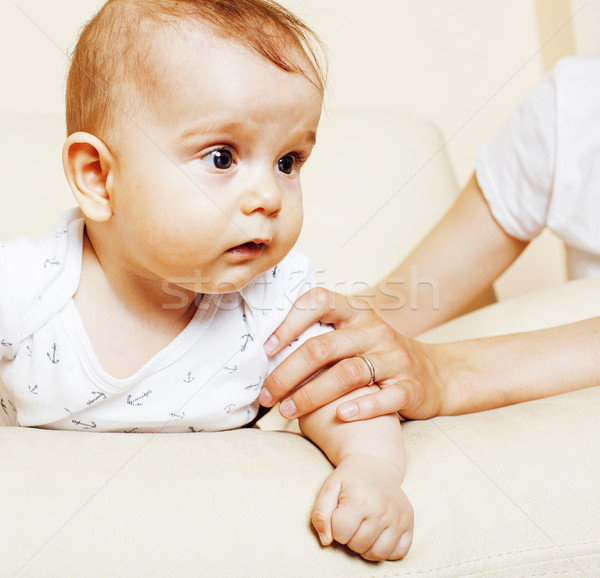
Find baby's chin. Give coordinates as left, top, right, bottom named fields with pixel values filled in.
left=191, top=265, right=279, bottom=295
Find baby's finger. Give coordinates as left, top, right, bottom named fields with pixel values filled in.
left=389, top=530, right=413, bottom=560
left=337, top=384, right=410, bottom=421
left=310, top=476, right=341, bottom=546
left=330, top=500, right=364, bottom=546
left=360, top=528, right=408, bottom=562
left=344, top=518, right=383, bottom=558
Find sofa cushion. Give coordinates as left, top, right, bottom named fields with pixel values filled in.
left=3, top=386, right=598, bottom=576
left=3, top=279, right=600, bottom=576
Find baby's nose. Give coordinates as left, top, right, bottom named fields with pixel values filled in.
left=240, top=175, right=282, bottom=217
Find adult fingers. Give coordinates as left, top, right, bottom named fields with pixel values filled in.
left=272, top=329, right=416, bottom=418
left=336, top=385, right=410, bottom=421
left=278, top=356, right=378, bottom=418
left=263, top=288, right=368, bottom=357
left=260, top=322, right=380, bottom=409
left=337, top=382, right=440, bottom=421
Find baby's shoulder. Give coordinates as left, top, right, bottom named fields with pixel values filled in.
left=242, top=251, right=315, bottom=307
left=0, top=209, right=84, bottom=344
left=238, top=251, right=316, bottom=335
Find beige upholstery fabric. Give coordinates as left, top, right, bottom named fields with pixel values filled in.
left=4, top=283, right=600, bottom=576
left=1, top=113, right=599, bottom=576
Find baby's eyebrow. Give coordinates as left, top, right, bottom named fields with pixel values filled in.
left=302, top=130, right=317, bottom=146
left=178, top=121, right=245, bottom=141
left=178, top=126, right=317, bottom=149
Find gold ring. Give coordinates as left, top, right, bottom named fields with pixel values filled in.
left=355, top=353, right=376, bottom=386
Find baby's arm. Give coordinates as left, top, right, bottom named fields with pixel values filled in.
left=298, top=385, right=413, bottom=561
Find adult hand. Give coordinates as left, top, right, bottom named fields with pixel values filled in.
left=259, top=288, right=447, bottom=421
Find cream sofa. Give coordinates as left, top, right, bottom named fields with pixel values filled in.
left=2, top=112, right=599, bottom=577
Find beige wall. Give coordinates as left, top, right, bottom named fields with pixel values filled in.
left=1, top=0, right=599, bottom=298
left=5, top=0, right=591, bottom=182
left=571, top=0, right=600, bottom=56
left=0, top=0, right=555, bottom=183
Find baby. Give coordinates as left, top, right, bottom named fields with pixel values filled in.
left=0, top=0, right=413, bottom=561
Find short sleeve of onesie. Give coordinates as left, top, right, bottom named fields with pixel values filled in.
left=0, top=210, right=83, bottom=426
left=240, top=251, right=332, bottom=375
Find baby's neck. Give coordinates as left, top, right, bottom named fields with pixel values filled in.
left=73, top=232, right=199, bottom=379
left=84, top=227, right=198, bottom=315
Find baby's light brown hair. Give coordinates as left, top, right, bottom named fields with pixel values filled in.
left=65, top=0, right=326, bottom=139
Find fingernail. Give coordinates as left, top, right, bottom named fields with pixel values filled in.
left=399, top=531, right=412, bottom=554
left=338, top=403, right=358, bottom=419
left=258, top=388, right=272, bottom=405
left=318, top=532, right=329, bottom=545
left=280, top=399, right=296, bottom=418
left=264, top=335, right=279, bottom=355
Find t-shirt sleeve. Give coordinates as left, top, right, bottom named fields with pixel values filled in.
left=475, top=70, right=557, bottom=241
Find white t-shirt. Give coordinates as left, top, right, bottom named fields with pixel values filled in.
left=0, top=209, right=329, bottom=432
left=475, top=53, right=600, bottom=279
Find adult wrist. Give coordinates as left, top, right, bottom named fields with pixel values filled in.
left=432, top=341, right=475, bottom=416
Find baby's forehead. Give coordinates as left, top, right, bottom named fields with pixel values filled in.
left=134, top=20, right=318, bottom=99
left=147, top=17, right=312, bottom=69
left=66, top=0, right=325, bottom=139
left=118, top=21, right=213, bottom=102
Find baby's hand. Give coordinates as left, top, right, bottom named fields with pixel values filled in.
left=311, top=455, right=414, bottom=561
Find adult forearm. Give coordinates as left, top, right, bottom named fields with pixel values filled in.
left=363, top=174, right=527, bottom=337
left=434, top=317, right=600, bottom=415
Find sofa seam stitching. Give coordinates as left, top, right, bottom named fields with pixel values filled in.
left=350, top=540, right=600, bottom=577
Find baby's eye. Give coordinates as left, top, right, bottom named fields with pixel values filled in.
left=277, top=154, right=297, bottom=175
left=201, top=148, right=234, bottom=170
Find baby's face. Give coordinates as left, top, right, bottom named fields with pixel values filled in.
left=105, top=25, right=322, bottom=295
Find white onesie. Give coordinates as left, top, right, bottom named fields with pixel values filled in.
left=0, top=209, right=329, bottom=432
left=476, top=53, right=600, bottom=279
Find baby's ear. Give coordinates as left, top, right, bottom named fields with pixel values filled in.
left=62, top=132, right=115, bottom=223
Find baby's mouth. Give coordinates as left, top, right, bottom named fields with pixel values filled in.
left=227, top=241, right=266, bottom=259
